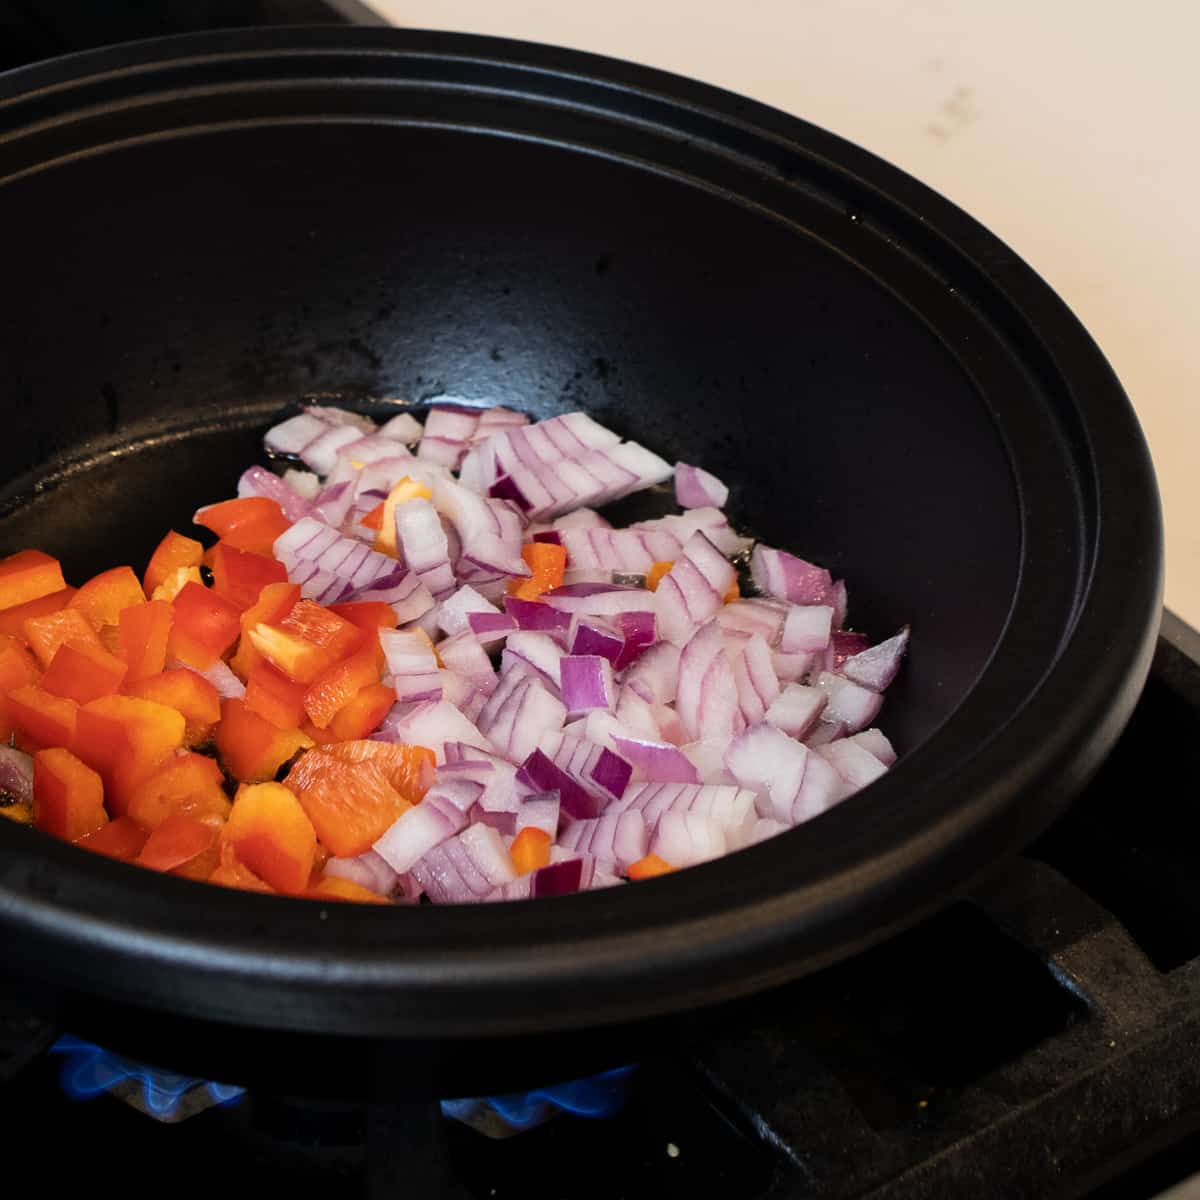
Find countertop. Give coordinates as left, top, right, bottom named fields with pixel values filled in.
left=365, top=0, right=1199, bottom=625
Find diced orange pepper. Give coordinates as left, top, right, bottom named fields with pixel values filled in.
left=75, top=816, right=149, bottom=861
left=74, top=695, right=186, bottom=815
left=208, top=842, right=274, bottom=893
left=33, top=748, right=107, bottom=841
left=195, top=497, right=291, bottom=557
left=144, top=531, right=204, bottom=595
left=7, top=685, right=77, bottom=752
left=724, top=579, right=740, bottom=603
left=303, top=644, right=382, bottom=729
left=151, top=566, right=202, bottom=604
left=284, top=748, right=412, bottom=858
left=374, top=477, right=435, bottom=557
left=327, top=682, right=396, bottom=742
left=209, top=542, right=289, bottom=613
left=299, top=718, right=340, bottom=747
left=215, top=698, right=313, bottom=783
left=245, top=662, right=309, bottom=730
left=137, top=813, right=219, bottom=874
left=171, top=842, right=221, bottom=882
left=508, top=541, right=567, bottom=601
left=118, top=599, right=173, bottom=682
left=326, top=601, right=399, bottom=634
left=224, top=781, right=316, bottom=894
left=40, top=639, right=127, bottom=704
left=246, top=600, right=361, bottom=684
left=0, top=803, right=31, bottom=825
left=97, top=625, right=122, bottom=656
left=168, top=581, right=241, bottom=668
left=23, top=607, right=102, bottom=668
left=68, top=566, right=145, bottom=630
left=228, top=635, right=265, bottom=682
left=321, top=740, right=435, bottom=804
left=229, top=582, right=301, bottom=680
left=125, top=668, right=221, bottom=746
left=306, top=875, right=389, bottom=904
left=359, top=502, right=386, bottom=532
left=510, top=826, right=552, bottom=874
left=646, top=561, right=674, bottom=591
left=627, top=853, right=676, bottom=880
left=0, top=635, right=40, bottom=741
left=126, top=751, right=231, bottom=829
left=0, top=587, right=76, bottom=641
left=0, top=549, right=67, bottom=612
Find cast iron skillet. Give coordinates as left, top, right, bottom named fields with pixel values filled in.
left=0, top=28, right=1161, bottom=1097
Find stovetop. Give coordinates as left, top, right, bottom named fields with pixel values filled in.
left=0, top=609, right=1196, bottom=1199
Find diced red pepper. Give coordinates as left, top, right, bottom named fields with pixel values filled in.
left=124, top=668, right=221, bottom=746
left=144, top=531, right=204, bottom=595
left=229, top=582, right=301, bottom=680
left=224, top=781, right=316, bottom=894
left=646, top=561, right=674, bottom=592
left=194, top=497, right=291, bottom=557
left=284, top=748, right=413, bottom=858
left=74, top=816, right=148, bottom=862
left=151, top=566, right=201, bottom=604
left=33, top=748, right=108, bottom=841
left=510, top=826, right=552, bottom=874
left=321, top=740, right=435, bottom=803
left=0, top=587, right=76, bottom=641
left=125, top=751, right=231, bottom=829
left=68, top=566, right=145, bottom=630
left=6, top=684, right=77, bottom=752
left=508, top=542, right=567, bottom=601
left=303, top=644, right=382, bottom=729
left=0, top=635, right=40, bottom=742
left=118, top=599, right=173, bottom=682
left=246, top=600, right=361, bottom=684
left=208, top=842, right=274, bottom=893
left=209, top=542, right=289, bottom=612
left=326, top=601, right=399, bottom=634
left=373, top=477, right=434, bottom=558
left=23, top=607, right=102, bottom=668
left=168, top=581, right=241, bottom=668
left=214, top=698, right=313, bottom=783
left=73, top=695, right=186, bottom=815
left=627, top=853, right=675, bottom=880
left=0, top=549, right=67, bottom=612
left=40, top=639, right=128, bottom=705
left=358, top=502, right=386, bottom=532
left=327, top=682, right=396, bottom=742
left=245, top=662, right=309, bottom=730
left=137, top=813, right=219, bottom=874
left=306, top=875, right=389, bottom=904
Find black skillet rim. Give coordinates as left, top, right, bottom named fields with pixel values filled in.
left=0, top=28, right=1163, bottom=1037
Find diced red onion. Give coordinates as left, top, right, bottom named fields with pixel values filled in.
left=680, top=738, right=733, bottom=784
left=569, top=615, right=623, bottom=662
left=830, top=579, right=849, bottom=629
left=656, top=531, right=736, bottom=647
left=282, top=468, right=321, bottom=500
left=376, top=700, right=493, bottom=764
left=477, top=675, right=566, bottom=765
left=558, top=525, right=681, bottom=572
left=841, top=628, right=909, bottom=692
left=610, top=735, right=700, bottom=784
left=749, top=817, right=789, bottom=844
left=827, top=631, right=869, bottom=671
left=167, top=655, right=244, bottom=700
left=804, top=719, right=848, bottom=747
left=301, top=425, right=363, bottom=475
left=621, top=641, right=680, bottom=705
left=304, top=405, right=377, bottom=433
left=674, top=462, right=729, bottom=510
left=502, top=631, right=565, bottom=693
left=724, top=722, right=810, bottom=824
left=409, top=821, right=515, bottom=902
left=559, top=655, right=616, bottom=718
left=264, top=412, right=328, bottom=458
left=372, top=781, right=476, bottom=873
left=324, top=849, right=399, bottom=897
left=379, top=412, right=424, bottom=443
left=541, top=731, right=632, bottom=803
left=554, top=508, right=611, bottom=531
left=236, top=465, right=317, bottom=523
left=651, top=811, right=726, bottom=867
left=532, top=857, right=589, bottom=897
left=614, top=611, right=656, bottom=670
left=676, top=621, right=741, bottom=743
left=815, top=671, right=884, bottom=733
left=780, top=605, right=834, bottom=653
left=515, top=792, right=561, bottom=838
left=435, top=633, right=497, bottom=692
left=558, top=809, right=647, bottom=872
left=815, top=739, right=889, bottom=792
left=0, top=746, right=34, bottom=806
left=727, top=633, right=780, bottom=726
left=764, top=683, right=827, bottom=740
left=750, top=545, right=834, bottom=606
left=466, top=611, right=519, bottom=645
left=505, top=597, right=573, bottom=638
left=433, top=477, right=529, bottom=579
left=379, top=629, right=442, bottom=703
left=613, top=687, right=668, bottom=741
left=395, top=497, right=455, bottom=599
left=437, top=585, right=499, bottom=637
left=772, top=648, right=816, bottom=683
left=848, top=728, right=897, bottom=766
left=716, top=598, right=787, bottom=645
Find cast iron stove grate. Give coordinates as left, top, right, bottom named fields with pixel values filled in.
left=2, top=612, right=1198, bottom=1199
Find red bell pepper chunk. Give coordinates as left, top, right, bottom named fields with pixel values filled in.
left=6, top=684, right=77, bottom=752
left=73, top=695, right=186, bottom=815
left=208, top=842, right=274, bottom=893
left=75, top=816, right=148, bottom=862
left=327, top=681, right=396, bottom=742
left=358, top=502, right=386, bottom=532
left=144, top=531, right=204, bottom=595
left=68, top=566, right=145, bottom=630
left=303, top=644, right=382, bottom=729
left=224, top=781, right=316, bottom=894
left=510, top=827, right=552, bottom=874
left=0, top=550, right=67, bottom=612
left=508, top=542, right=567, bottom=601
left=246, top=600, right=361, bottom=684
left=40, top=639, right=128, bottom=705
left=168, top=581, right=241, bottom=668
left=126, top=751, right=230, bottom=829
left=0, top=635, right=41, bottom=742
left=245, top=661, right=309, bottom=730
left=33, top=748, right=108, bottom=841
left=326, top=601, right=400, bottom=634
left=118, top=599, right=173, bottom=682
left=194, top=497, right=291, bottom=557
left=306, top=875, right=389, bottom=904
left=137, top=813, right=219, bottom=874
left=214, top=698, right=313, bottom=783
left=209, top=542, right=289, bottom=612
left=0, top=587, right=77, bottom=641
left=124, top=668, right=221, bottom=746
left=23, top=607, right=102, bottom=668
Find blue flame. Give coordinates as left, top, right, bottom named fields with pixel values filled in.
left=51, top=1035, right=632, bottom=1131
left=51, top=1036, right=244, bottom=1119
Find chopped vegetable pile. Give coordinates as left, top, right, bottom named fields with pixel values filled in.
left=0, top=403, right=908, bottom=902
